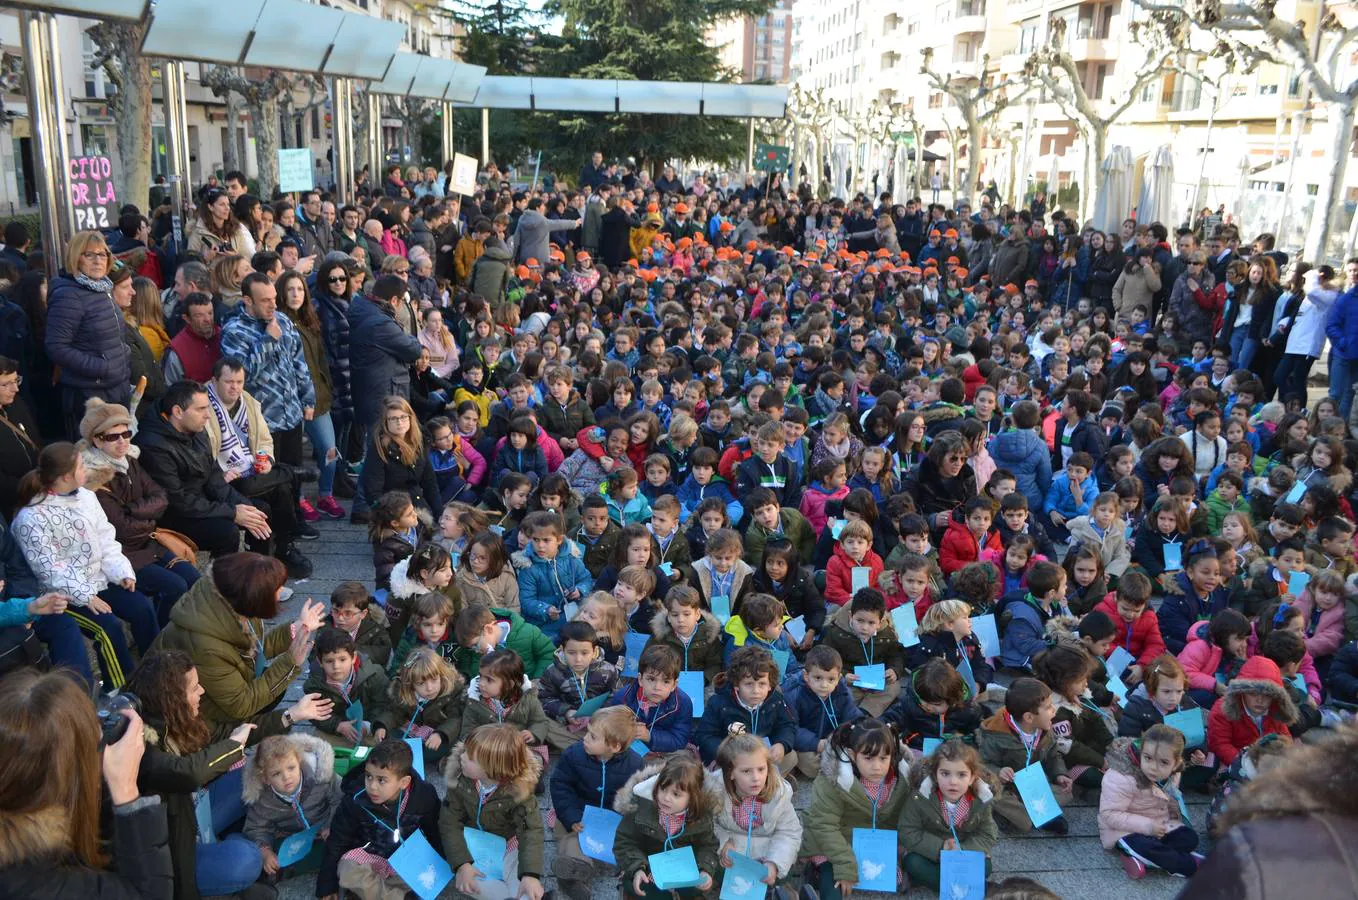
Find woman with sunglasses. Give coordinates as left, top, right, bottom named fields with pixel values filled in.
left=45, top=230, right=132, bottom=440
left=77, top=398, right=201, bottom=626
left=314, top=258, right=356, bottom=463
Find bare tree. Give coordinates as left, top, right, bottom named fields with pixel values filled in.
left=202, top=66, right=292, bottom=197
left=1132, top=0, right=1358, bottom=260
left=88, top=20, right=152, bottom=211
left=919, top=49, right=1032, bottom=203
left=278, top=74, right=327, bottom=152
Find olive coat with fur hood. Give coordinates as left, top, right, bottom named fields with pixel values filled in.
left=801, top=744, right=912, bottom=883
left=899, top=770, right=1000, bottom=860
left=645, top=607, right=725, bottom=680
left=241, top=733, right=342, bottom=849
left=372, top=665, right=464, bottom=742
left=612, top=763, right=724, bottom=884
left=1189, top=723, right=1358, bottom=900
left=439, top=742, right=545, bottom=879
left=452, top=673, right=549, bottom=745
left=704, top=768, right=803, bottom=878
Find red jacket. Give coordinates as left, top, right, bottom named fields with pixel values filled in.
left=1094, top=592, right=1167, bottom=667
left=939, top=517, right=1003, bottom=577
left=1206, top=656, right=1297, bottom=766
left=825, top=543, right=885, bottom=607
left=961, top=363, right=987, bottom=403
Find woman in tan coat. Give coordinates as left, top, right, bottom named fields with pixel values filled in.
left=1112, top=247, right=1162, bottom=321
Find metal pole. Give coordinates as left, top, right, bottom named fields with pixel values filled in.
left=1191, top=87, right=1217, bottom=226
left=1277, top=110, right=1305, bottom=240
left=441, top=100, right=455, bottom=166
left=161, top=60, right=192, bottom=247
left=480, top=108, right=490, bottom=165
left=331, top=77, right=355, bottom=205
left=746, top=117, right=755, bottom=173
left=366, top=92, right=383, bottom=180
left=20, top=11, right=70, bottom=275
left=1019, top=99, right=1035, bottom=207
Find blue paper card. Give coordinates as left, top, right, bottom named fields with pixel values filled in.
left=851, top=566, right=871, bottom=593
left=464, top=828, right=507, bottom=881
left=1288, top=570, right=1311, bottom=597
left=720, top=852, right=770, bottom=900
left=631, top=739, right=650, bottom=757
left=957, top=653, right=977, bottom=696
left=922, top=737, right=943, bottom=755
left=939, top=849, right=987, bottom=900
left=1106, top=646, right=1135, bottom=679
left=563, top=601, right=580, bottom=622
left=388, top=830, right=453, bottom=900
left=1107, top=667, right=1129, bottom=703
left=576, top=692, right=609, bottom=717
left=711, top=594, right=731, bottom=624
left=679, top=671, right=705, bottom=717
left=890, top=604, right=919, bottom=647
left=489, top=524, right=504, bottom=535
left=830, top=518, right=846, bottom=538
left=276, top=824, right=321, bottom=867
left=770, top=648, right=791, bottom=679
left=1164, top=708, right=1206, bottom=749
left=970, top=614, right=1000, bottom=658
left=659, top=561, right=675, bottom=576
left=405, top=737, right=425, bottom=778
left=622, top=631, right=649, bottom=677
left=579, top=805, right=622, bottom=865
left=1013, top=763, right=1061, bottom=827
left=854, top=663, right=886, bottom=691
left=193, top=788, right=216, bottom=843
left=851, top=828, right=897, bottom=891
left=649, top=845, right=701, bottom=890
left=1285, top=481, right=1308, bottom=503
left=346, top=699, right=364, bottom=724
left=784, top=615, right=807, bottom=643
left=1163, top=541, right=1183, bottom=571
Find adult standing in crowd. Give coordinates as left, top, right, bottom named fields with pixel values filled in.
left=279, top=270, right=345, bottom=521
left=348, top=274, right=424, bottom=449
left=161, top=292, right=222, bottom=385
left=513, top=198, right=581, bottom=265
left=45, top=231, right=131, bottom=439
left=0, top=356, right=39, bottom=518
left=185, top=187, right=255, bottom=259
left=152, top=551, right=325, bottom=728
left=0, top=668, right=174, bottom=899
left=1325, top=256, right=1358, bottom=420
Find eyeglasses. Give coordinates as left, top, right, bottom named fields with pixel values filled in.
left=327, top=275, right=348, bottom=284
left=98, top=429, right=133, bottom=442
left=81, top=250, right=110, bottom=261
left=386, top=414, right=411, bottom=423
left=393, top=268, right=410, bottom=276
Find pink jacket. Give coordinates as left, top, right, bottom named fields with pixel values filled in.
left=493, top=427, right=565, bottom=472
left=1290, top=592, right=1345, bottom=659
left=459, top=439, right=488, bottom=487
left=380, top=229, right=408, bottom=258
left=969, top=447, right=996, bottom=489
left=799, top=482, right=849, bottom=537
left=1097, top=755, right=1182, bottom=849
left=979, top=547, right=1044, bottom=601
left=1176, top=623, right=1239, bottom=693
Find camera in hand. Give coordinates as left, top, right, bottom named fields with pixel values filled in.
left=97, top=692, right=140, bottom=747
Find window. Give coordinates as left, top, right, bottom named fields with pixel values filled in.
left=907, top=16, right=920, bottom=34
left=1093, top=64, right=1108, bottom=99
left=1018, top=22, right=1039, bottom=53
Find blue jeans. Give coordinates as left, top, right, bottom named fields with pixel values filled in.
left=135, top=556, right=201, bottom=627
left=304, top=411, right=339, bottom=497
left=1273, top=353, right=1315, bottom=403
left=1329, top=353, right=1358, bottom=420
left=1230, top=330, right=1257, bottom=371
left=208, top=766, right=248, bottom=835
left=32, top=612, right=93, bottom=686
left=196, top=834, right=261, bottom=895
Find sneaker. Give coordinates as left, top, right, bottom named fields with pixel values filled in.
left=295, top=520, right=321, bottom=541
left=1120, top=854, right=1147, bottom=880
left=297, top=497, right=322, bottom=522
left=278, top=544, right=313, bottom=580
left=350, top=507, right=371, bottom=525
left=316, top=496, right=345, bottom=519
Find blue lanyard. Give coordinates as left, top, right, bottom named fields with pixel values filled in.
left=355, top=788, right=403, bottom=842
left=663, top=821, right=685, bottom=852
left=944, top=800, right=960, bottom=845
left=598, top=761, right=608, bottom=806
left=678, top=631, right=694, bottom=670
left=475, top=784, right=495, bottom=830
left=858, top=635, right=875, bottom=664
left=938, top=714, right=946, bottom=738
left=276, top=787, right=310, bottom=830
left=818, top=695, right=839, bottom=732
left=747, top=705, right=761, bottom=736
left=403, top=697, right=429, bottom=738
left=573, top=672, right=589, bottom=703
left=869, top=793, right=879, bottom=829
left=744, top=807, right=755, bottom=856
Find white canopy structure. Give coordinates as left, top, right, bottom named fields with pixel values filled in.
left=448, top=76, right=788, bottom=119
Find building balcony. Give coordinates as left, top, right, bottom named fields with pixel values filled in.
left=953, top=12, right=988, bottom=34
left=999, top=49, right=1029, bottom=76
left=1066, top=36, right=1115, bottom=60
left=948, top=56, right=983, bottom=81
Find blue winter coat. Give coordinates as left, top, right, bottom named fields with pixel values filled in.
left=998, top=589, right=1064, bottom=670
left=780, top=672, right=862, bottom=752
left=988, top=429, right=1052, bottom=512
left=675, top=475, right=742, bottom=524
left=313, top=289, right=353, bottom=413
left=1159, top=571, right=1231, bottom=655
left=1043, top=471, right=1096, bottom=521
left=548, top=740, right=645, bottom=829
left=347, top=293, right=422, bottom=429
left=608, top=680, right=694, bottom=754
left=1048, top=246, right=1090, bottom=310
left=514, top=543, right=593, bottom=639
left=1326, top=286, right=1358, bottom=361
left=44, top=274, right=130, bottom=392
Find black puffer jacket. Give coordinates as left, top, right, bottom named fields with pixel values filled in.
left=45, top=274, right=130, bottom=391
left=907, top=455, right=978, bottom=521
left=347, top=294, right=422, bottom=430
left=134, top=412, right=247, bottom=521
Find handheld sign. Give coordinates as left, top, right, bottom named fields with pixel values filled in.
left=679, top=671, right=705, bottom=717
left=277, top=148, right=315, bottom=192
left=69, top=156, right=119, bottom=230
left=851, top=567, right=871, bottom=593
left=1013, top=763, right=1061, bottom=827
left=405, top=737, right=425, bottom=778
left=721, top=852, right=772, bottom=900
left=649, top=845, right=702, bottom=890
left=580, top=805, right=623, bottom=865
left=622, top=632, right=649, bottom=677
left=630, top=739, right=651, bottom=757
left=851, top=828, right=897, bottom=891
left=830, top=519, right=846, bottom=538
left=1285, top=481, right=1308, bottom=504
left=463, top=828, right=507, bottom=880
left=1106, top=646, right=1135, bottom=680
left=854, top=663, right=886, bottom=691
left=711, top=595, right=732, bottom=624
left=770, top=648, right=790, bottom=679
left=1163, top=708, right=1206, bottom=749
left=388, top=830, right=453, bottom=900
left=563, top=601, right=580, bottom=622
left=1287, top=570, right=1311, bottom=598
left=784, top=615, right=807, bottom=643
left=659, top=562, right=675, bottom=576
left=922, top=737, right=943, bottom=756
left=276, top=824, right=322, bottom=868
left=970, top=615, right=1000, bottom=658
left=891, top=604, right=919, bottom=647
left=940, top=849, right=987, bottom=900
left=576, top=691, right=609, bottom=717
left=1163, top=541, right=1183, bottom=571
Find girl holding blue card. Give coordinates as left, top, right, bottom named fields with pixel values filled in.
left=613, top=754, right=721, bottom=899
left=905, top=599, right=994, bottom=695
left=710, top=734, right=803, bottom=888
left=899, top=739, right=999, bottom=890
left=243, top=734, right=342, bottom=880
left=372, top=647, right=464, bottom=764
left=441, top=723, right=547, bottom=900
left=1098, top=727, right=1203, bottom=880
left=801, top=719, right=910, bottom=900
left=1131, top=497, right=1188, bottom=593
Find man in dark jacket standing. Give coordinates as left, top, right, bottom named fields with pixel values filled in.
left=295, top=190, right=334, bottom=258
left=348, top=275, right=424, bottom=445
left=579, top=151, right=608, bottom=191
left=990, top=225, right=1031, bottom=289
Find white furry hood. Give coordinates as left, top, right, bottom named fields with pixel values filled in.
left=466, top=672, right=534, bottom=701
left=240, top=733, right=336, bottom=804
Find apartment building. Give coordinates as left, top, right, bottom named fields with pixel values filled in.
left=710, top=0, right=794, bottom=83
